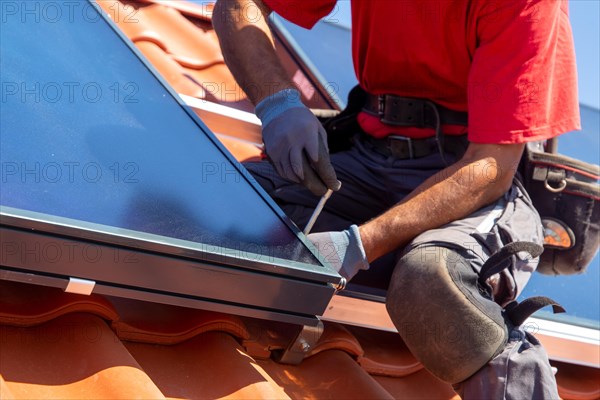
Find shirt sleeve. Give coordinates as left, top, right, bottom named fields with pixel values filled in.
left=262, top=0, right=337, bottom=29
left=468, top=0, right=580, bottom=144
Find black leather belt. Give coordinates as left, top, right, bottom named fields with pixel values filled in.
left=361, top=133, right=468, bottom=160
left=362, top=93, right=468, bottom=128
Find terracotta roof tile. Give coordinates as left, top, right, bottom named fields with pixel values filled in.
left=136, top=0, right=214, bottom=21
left=0, top=374, right=16, bottom=399
left=124, top=332, right=291, bottom=399
left=97, top=0, right=252, bottom=111
left=183, top=63, right=248, bottom=106
left=349, top=326, right=424, bottom=378
left=257, top=350, right=395, bottom=400
left=215, top=134, right=263, bottom=162
left=1, top=313, right=164, bottom=399
left=133, top=4, right=224, bottom=69
left=373, top=371, right=460, bottom=400
left=109, top=296, right=249, bottom=345
left=0, top=280, right=118, bottom=327
left=134, top=41, right=207, bottom=98
left=98, top=1, right=164, bottom=47
left=308, top=322, right=364, bottom=358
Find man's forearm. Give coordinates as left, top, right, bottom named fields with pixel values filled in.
left=213, top=0, right=294, bottom=104
left=359, top=143, right=525, bottom=262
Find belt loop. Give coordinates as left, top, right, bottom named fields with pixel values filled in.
left=378, top=95, right=385, bottom=116
left=388, top=135, right=414, bottom=159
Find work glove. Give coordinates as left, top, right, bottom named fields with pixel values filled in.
left=307, top=225, right=370, bottom=281
left=255, top=88, right=340, bottom=196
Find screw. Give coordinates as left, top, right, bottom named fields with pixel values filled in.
left=300, top=340, right=310, bottom=352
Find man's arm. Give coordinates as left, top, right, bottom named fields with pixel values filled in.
left=213, top=0, right=292, bottom=103
left=359, top=142, right=525, bottom=262
left=213, top=0, right=340, bottom=196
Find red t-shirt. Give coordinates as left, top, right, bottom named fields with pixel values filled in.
left=263, top=0, right=580, bottom=143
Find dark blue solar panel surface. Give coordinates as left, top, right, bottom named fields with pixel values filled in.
left=0, top=2, right=324, bottom=272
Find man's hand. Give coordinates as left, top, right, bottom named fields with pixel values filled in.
left=214, top=1, right=338, bottom=196
left=307, top=225, right=370, bottom=281
left=256, top=89, right=339, bottom=196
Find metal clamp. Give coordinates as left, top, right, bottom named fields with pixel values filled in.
left=273, top=320, right=324, bottom=365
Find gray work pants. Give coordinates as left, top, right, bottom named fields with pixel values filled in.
left=244, top=135, right=559, bottom=399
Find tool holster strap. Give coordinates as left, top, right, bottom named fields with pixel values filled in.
left=363, top=94, right=468, bottom=128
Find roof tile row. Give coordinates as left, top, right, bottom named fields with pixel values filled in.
left=0, top=280, right=460, bottom=399
left=2, top=279, right=599, bottom=399
left=97, top=0, right=251, bottom=109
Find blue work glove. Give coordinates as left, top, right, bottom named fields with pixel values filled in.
left=307, top=225, right=370, bottom=281
left=255, top=88, right=339, bottom=196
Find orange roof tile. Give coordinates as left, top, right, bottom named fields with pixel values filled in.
left=134, top=40, right=207, bottom=98
left=257, top=350, right=397, bottom=400
left=350, top=326, right=423, bottom=378
left=136, top=0, right=214, bottom=20
left=374, top=371, right=460, bottom=400
left=0, top=281, right=118, bottom=327
left=109, top=296, right=250, bottom=345
left=124, top=332, right=291, bottom=399
left=134, top=4, right=224, bottom=69
left=97, top=0, right=251, bottom=110
left=1, top=312, right=165, bottom=399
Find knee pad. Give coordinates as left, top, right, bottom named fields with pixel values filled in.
left=386, top=246, right=509, bottom=384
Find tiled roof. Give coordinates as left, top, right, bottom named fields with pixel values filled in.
left=102, top=0, right=244, bottom=103
left=95, top=0, right=337, bottom=165
left=1, top=280, right=461, bottom=399
left=2, top=1, right=599, bottom=399
left=2, top=279, right=599, bottom=399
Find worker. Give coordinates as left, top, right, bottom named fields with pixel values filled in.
left=213, top=0, right=579, bottom=398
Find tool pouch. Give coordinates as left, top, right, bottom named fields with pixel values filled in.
left=520, top=140, right=600, bottom=275
left=314, top=85, right=367, bottom=153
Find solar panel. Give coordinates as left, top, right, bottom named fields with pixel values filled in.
left=0, top=1, right=341, bottom=325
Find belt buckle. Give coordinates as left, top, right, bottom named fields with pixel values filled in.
left=387, top=135, right=414, bottom=159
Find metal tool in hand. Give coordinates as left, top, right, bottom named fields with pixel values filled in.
left=303, top=181, right=341, bottom=235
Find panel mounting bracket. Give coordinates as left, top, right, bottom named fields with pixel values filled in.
left=273, top=320, right=324, bottom=365
left=65, top=277, right=96, bottom=296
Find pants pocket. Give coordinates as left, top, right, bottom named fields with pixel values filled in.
left=495, top=184, right=544, bottom=299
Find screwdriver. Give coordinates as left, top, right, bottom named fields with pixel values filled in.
left=303, top=180, right=341, bottom=235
